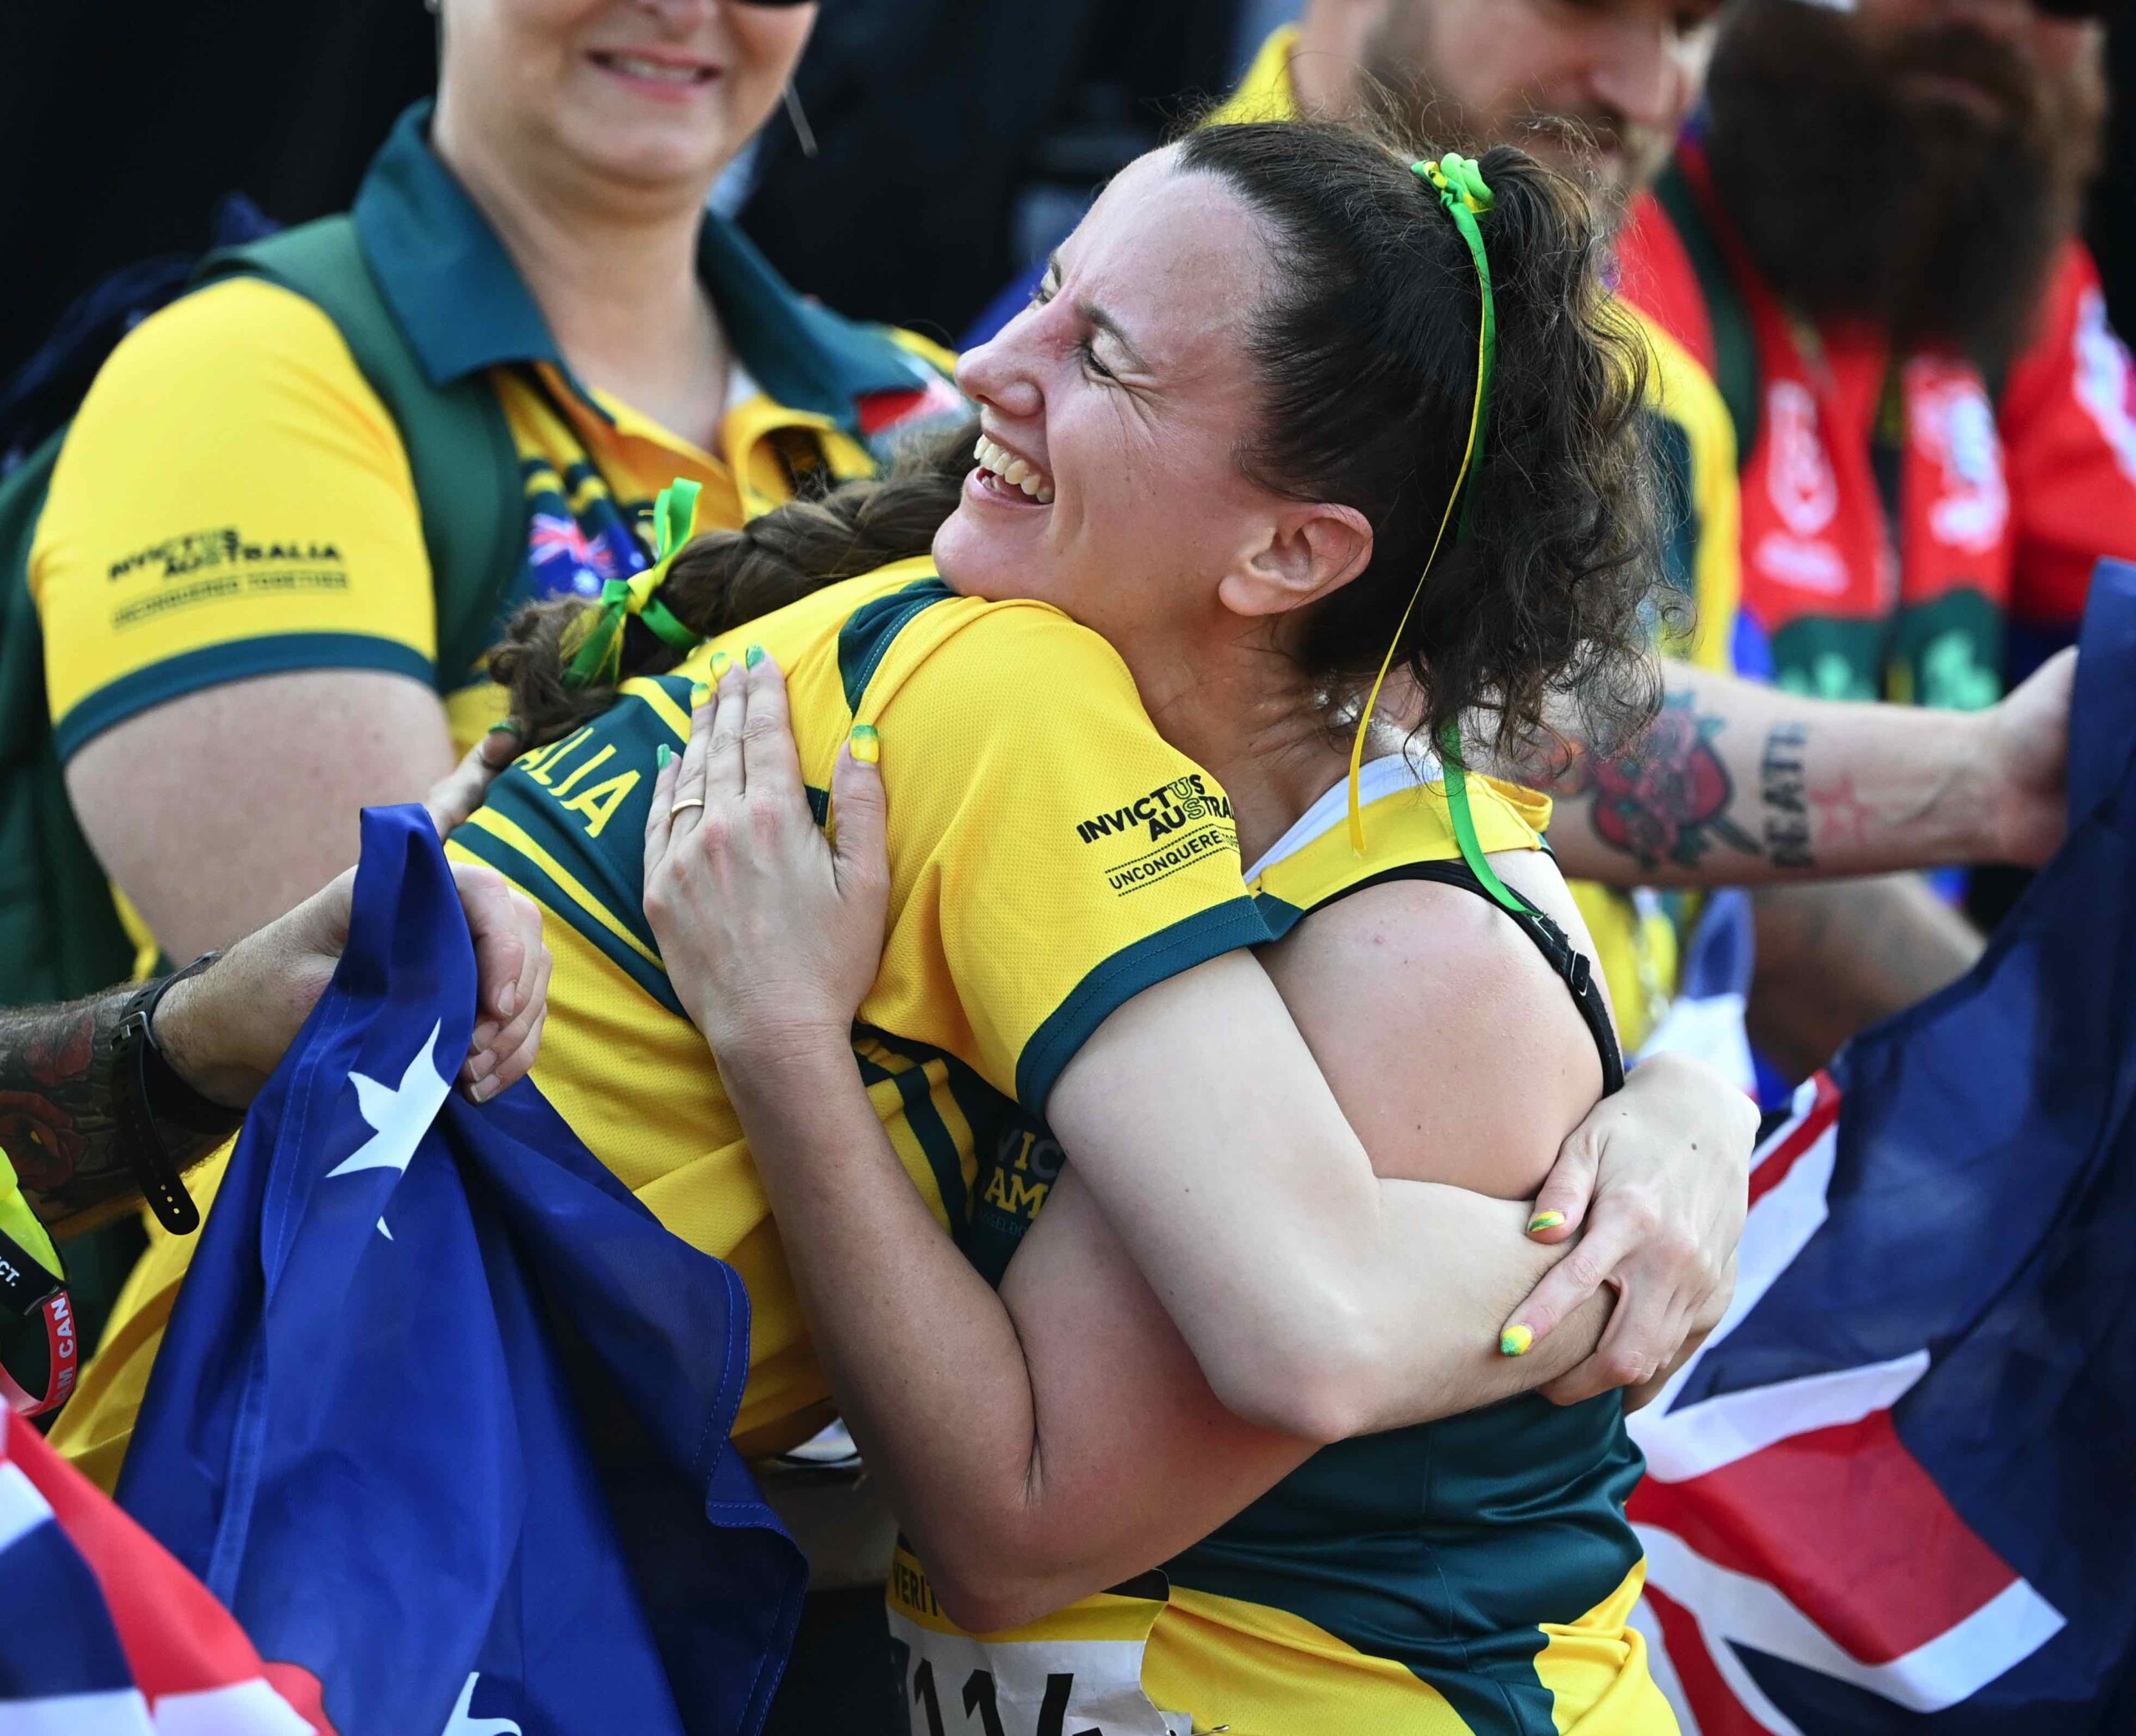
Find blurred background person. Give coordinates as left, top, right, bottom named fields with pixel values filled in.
left=26, top=0, right=955, bottom=983
left=1615, top=0, right=2136, bottom=1076
left=7, top=5, right=955, bottom=1723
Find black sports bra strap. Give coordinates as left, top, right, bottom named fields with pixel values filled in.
left=1312, top=862, right=1626, bottom=1094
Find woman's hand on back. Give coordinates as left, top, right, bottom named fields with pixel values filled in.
left=1504, top=1050, right=1756, bottom=1404
left=643, top=653, right=891, bottom=1063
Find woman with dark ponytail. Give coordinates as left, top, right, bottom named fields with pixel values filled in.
left=73, top=124, right=1751, bottom=1732
left=627, top=125, right=1714, bottom=1733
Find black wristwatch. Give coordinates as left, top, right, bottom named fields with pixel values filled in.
left=108, top=951, right=237, bottom=1234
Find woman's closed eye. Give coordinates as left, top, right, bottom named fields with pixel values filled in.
left=1030, top=270, right=1120, bottom=385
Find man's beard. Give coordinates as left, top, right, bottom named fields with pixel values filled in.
left=1353, top=25, right=1670, bottom=231
left=1704, top=0, right=2088, bottom=373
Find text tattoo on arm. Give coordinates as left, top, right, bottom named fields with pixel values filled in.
left=1759, top=722, right=1816, bottom=870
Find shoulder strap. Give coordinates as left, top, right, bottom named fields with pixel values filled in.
left=195, top=218, right=525, bottom=687
left=1313, top=861, right=1627, bottom=1095
left=1653, top=162, right=1761, bottom=461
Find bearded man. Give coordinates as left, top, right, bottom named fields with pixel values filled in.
left=1612, top=0, right=2136, bottom=1070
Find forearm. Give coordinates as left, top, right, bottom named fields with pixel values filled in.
left=719, top=1039, right=1050, bottom=1586
left=722, top=1035, right=1610, bottom=1624
left=0, top=977, right=244, bottom=1235
left=972, top=1180, right=1608, bottom=1628
left=1746, top=876, right=1982, bottom=1079
left=1537, top=663, right=2003, bottom=888
left=1051, top=959, right=1614, bottom=1440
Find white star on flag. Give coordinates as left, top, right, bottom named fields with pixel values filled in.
left=327, top=1022, right=451, bottom=1236
left=441, top=1673, right=521, bottom=1736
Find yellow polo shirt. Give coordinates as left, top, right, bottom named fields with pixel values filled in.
left=31, top=101, right=962, bottom=772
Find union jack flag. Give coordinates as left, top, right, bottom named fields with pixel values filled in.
left=1626, top=560, right=2136, bottom=1732
left=0, top=1406, right=327, bottom=1732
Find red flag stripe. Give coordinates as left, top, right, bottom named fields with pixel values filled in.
left=1628, top=1409, right=2018, bottom=1663
left=1643, top=1586, right=1778, bottom=1736
left=1746, top=1073, right=1841, bottom=1211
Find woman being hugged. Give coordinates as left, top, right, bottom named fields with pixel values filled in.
left=642, top=125, right=1720, bottom=1733
left=66, top=123, right=1750, bottom=1733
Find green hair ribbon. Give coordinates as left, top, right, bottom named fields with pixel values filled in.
left=1343, top=153, right=1519, bottom=915
left=563, top=479, right=705, bottom=689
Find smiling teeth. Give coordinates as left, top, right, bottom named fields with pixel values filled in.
left=972, top=435, right=1055, bottom=505
left=604, top=53, right=703, bottom=83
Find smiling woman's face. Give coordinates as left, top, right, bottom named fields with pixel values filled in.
left=438, top=0, right=815, bottom=196
left=936, top=149, right=1294, bottom=652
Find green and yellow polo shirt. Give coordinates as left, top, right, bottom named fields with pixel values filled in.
left=31, top=101, right=961, bottom=767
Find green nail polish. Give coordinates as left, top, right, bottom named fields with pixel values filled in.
left=745, top=643, right=765, bottom=668
left=1500, top=1324, right=1534, bottom=1358
left=486, top=719, right=524, bottom=738
left=709, top=650, right=733, bottom=680
left=691, top=683, right=713, bottom=708
left=849, top=723, right=880, bottom=766
left=1526, top=1210, right=1565, bottom=1234
left=657, top=744, right=673, bottom=770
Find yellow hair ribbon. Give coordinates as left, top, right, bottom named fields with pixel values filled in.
left=1345, top=158, right=1499, bottom=863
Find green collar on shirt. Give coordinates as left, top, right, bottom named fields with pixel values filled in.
left=350, top=101, right=932, bottom=431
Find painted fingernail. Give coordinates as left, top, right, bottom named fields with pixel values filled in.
left=1500, top=1324, right=1534, bottom=1358
left=849, top=723, right=880, bottom=765
left=709, top=650, right=733, bottom=681
left=1527, top=1210, right=1565, bottom=1234
left=657, top=743, right=673, bottom=771
left=486, top=719, right=524, bottom=738
left=691, top=682, right=713, bottom=708
left=745, top=643, right=766, bottom=668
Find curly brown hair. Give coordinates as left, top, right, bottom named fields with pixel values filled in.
left=495, top=122, right=1663, bottom=762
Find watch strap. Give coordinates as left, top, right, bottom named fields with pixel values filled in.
left=112, top=951, right=231, bottom=1234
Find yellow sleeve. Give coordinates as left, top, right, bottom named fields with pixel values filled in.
left=1638, top=311, right=1741, bottom=674
left=861, top=601, right=1269, bottom=1110
left=31, top=276, right=436, bottom=760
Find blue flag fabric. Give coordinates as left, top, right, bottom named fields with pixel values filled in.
left=117, top=807, right=805, bottom=1736
left=1627, top=561, right=2136, bottom=1731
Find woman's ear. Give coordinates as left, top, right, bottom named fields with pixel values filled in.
left=1217, top=504, right=1373, bottom=620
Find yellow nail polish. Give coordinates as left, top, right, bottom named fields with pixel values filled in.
left=849, top=723, right=880, bottom=765
left=1526, top=1210, right=1565, bottom=1234
left=745, top=643, right=766, bottom=669
left=691, top=682, right=713, bottom=707
left=709, top=650, right=733, bottom=681
left=1499, top=1324, right=1534, bottom=1358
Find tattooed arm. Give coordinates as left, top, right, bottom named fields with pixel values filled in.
left=1534, top=652, right=2073, bottom=888
left=0, top=858, right=551, bottom=1238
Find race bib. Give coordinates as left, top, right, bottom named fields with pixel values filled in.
left=888, top=1545, right=1191, bottom=1736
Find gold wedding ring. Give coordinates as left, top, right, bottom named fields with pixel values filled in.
left=668, top=797, right=708, bottom=819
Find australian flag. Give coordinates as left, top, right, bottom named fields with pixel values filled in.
left=1627, top=561, right=2136, bottom=1732
left=15, top=805, right=805, bottom=1734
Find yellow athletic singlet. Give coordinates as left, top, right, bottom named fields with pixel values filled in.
left=894, top=754, right=1675, bottom=1736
